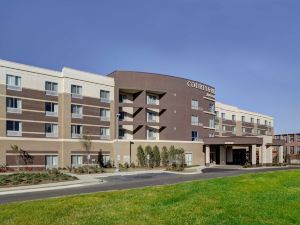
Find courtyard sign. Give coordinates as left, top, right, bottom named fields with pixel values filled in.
left=186, top=80, right=215, bottom=94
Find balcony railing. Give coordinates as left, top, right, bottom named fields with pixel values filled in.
left=100, top=98, right=111, bottom=103
left=7, top=107, right=22, bottom=114
left=147, top=136, right=157, bottom=140
left=71, top=133, right=81, bottom=139
left=45, top=90, right=58, bottom=96
left=191, top=122, right=203, bottom=126
left=7, top=85, right=21, bottom=91
left=46, top=132, right=58, bottom=138
left=46, top=111, right=58, bottom=117
left=7, top=130, right=22, bottom=136
left=147, top=118, right=158, bottom=123
left=72, top=113, right=82, bottom=119
left=71, top=93, right=82, bottom=99
left=100, top=135, right=110, bottom=140
left=100, top=116, right=110, bottom=122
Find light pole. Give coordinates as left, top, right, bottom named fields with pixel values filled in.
left=115, top=113, right=120, bottom=172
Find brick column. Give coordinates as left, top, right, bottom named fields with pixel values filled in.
left=251, top=145, right=256, bottom=166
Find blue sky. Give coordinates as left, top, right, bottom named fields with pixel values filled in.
left=0, top=0, right=299, bottom=133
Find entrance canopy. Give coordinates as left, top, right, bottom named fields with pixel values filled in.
left=204, top=136, right=285, bottom=147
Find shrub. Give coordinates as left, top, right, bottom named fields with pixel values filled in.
left=153, top=146, right=161, bottom=167
left=137, top=145, right=146, bottom=167
left=130, top=162, right=136, bottom=168
left=161, top=146, right=169, bottom=167
left=145, top=145, right=154, bottom=168
left=124, top=162, right=130, bottom=169
left=167, top=146, right=185, bottom=171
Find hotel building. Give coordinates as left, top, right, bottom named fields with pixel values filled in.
left=274, top=133, right=300, bottom=163
left=0, top=59, right=285, bottom=170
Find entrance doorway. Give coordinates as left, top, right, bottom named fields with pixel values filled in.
left=232, top=149, right=246, bottom=165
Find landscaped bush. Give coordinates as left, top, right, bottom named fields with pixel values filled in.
left=161, top=146, right=169, bottom=167
left=152, top=145, right=161, bottom=167
left=0, top=170, right=77, bottom=187
left=167, top=146, right=185, bottom=171
left=145, top=145, right=154, bottom=168
left=69, top=165, right=103, bottom=174
left=137, top=145, right=146, bottom=167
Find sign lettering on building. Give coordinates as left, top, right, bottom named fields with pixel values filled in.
left=186, top=80, right=215, bottom=95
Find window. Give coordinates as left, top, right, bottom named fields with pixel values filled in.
left=100, top=90, right=110, bottom=103
left=290, top=146, right=295, bottom=155
left=215, top=111, right=219, bottom=117
left=251, top=118, right=254, bottom=123
left=241, top=116, right=245, bottom=122
left=221, top=113, right=226, bottom=120
left=209, top=118, right=215, bottom=128
left=264, top=120, right=268, bottom=126
left=147, top=128, right=157, bottom=140
left=100, top=109, right=110, bottom=121
left=100, top=127, right=110, bottom=139
left=242, top=127, right=246, bottom=133
left=71, top=155, right=83, bottom=167
left=185, top=153, right=192, bottom=166
left=102, top=154, right=110, bottom=166
left=257, top=129, right=261, bottom=135
left=6, top=97, right=22, bottom=113
left=119, top=111, right=126, bottom=121
left=119, top=94, right=127, bottom=103
left=147, top=95, right=158, bottom=105
left=45, top=81, right=58, bottom=96
left=71, top=85, right=82, bottom=98
left=222, top=125, right=226, bottom=132
left=209, top=103, right=215, bottom=113
left=257, top=119, right=260, bottom=125
left=191, top=131, right=198, bottom=141
left=297, top=135, right=300, bottom=142
left=6, top=75, right=21, bottom=91
left=45, top=102, right=58, bottom=117
left=209, top=133, right=215, bottom=137
left=45, top=123, right=58, bottom=137
left=45, top=155, right=58, bottom=168
left=71, top=105, right=83, bottom=118
left=6, top=121, right=22, bottom=136
left=232, top=115, right=236, bottom=121
left=191, top=116, right=199, bottom=126
left=119, top=128, right=126, bottom=139
left=191, top=99, right=199, bottom=110
left=297, top=146, right=300, bottom=154
left=269, top=121, right=272, bottom=127
left=232, top=126, right=236, bottom=134
left=71, top=125, right=82, bottom=138
left=289, top=135, right=294, bottom=142
left=147, top=111, right=157, bottom=122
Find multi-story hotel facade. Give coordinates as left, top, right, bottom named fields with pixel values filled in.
left=0, top=59, right=285, bottom=170
left=274, top=133, right=300, bottom=164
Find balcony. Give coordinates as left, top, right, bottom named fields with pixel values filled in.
left=100, top=98, right=111, bottom=103
left=72, top=113, right=82, bottom=119
left=147, top=136, right=158, bottom=140
left=7, top=85, right=21, bottom=91
left=100, top=135, right=110, bottom=140
left=7, top=107, right=22, bottom=114
left=71, top=133, right=81, bottom=139
left=71, top=93, right=82, bottom=99
left=100, top=116, right=110, bottom=122
left=45, top=90, right=58, bottom=96
left=46, top=132, right=58, bottom=138
left=7, top=130, right=22, bottom=137
left=46, top=111, right=58, bottom=117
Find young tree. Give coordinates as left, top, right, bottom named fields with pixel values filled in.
left=161, top=146, right=169, bottom=167
left=10, top=145, right=34, bottom=171
left=152, top=145, right=161, bottom=167
left=80, top=132, right=92, bottom=165
left=167, top=146, right=185, bottom=171
left=98, top=150, right=104, bottom=168
left=137, top=145, right=146, bottom=167
left=145, top=145, right=154, bottom=168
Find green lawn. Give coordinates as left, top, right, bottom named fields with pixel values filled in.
left=1, top=170, right=300, bottom=225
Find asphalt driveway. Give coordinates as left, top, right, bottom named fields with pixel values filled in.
left=0, top=166, right=299, bottom=204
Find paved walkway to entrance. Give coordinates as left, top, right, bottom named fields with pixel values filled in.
left=0, top=166, right=299, bottom=204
